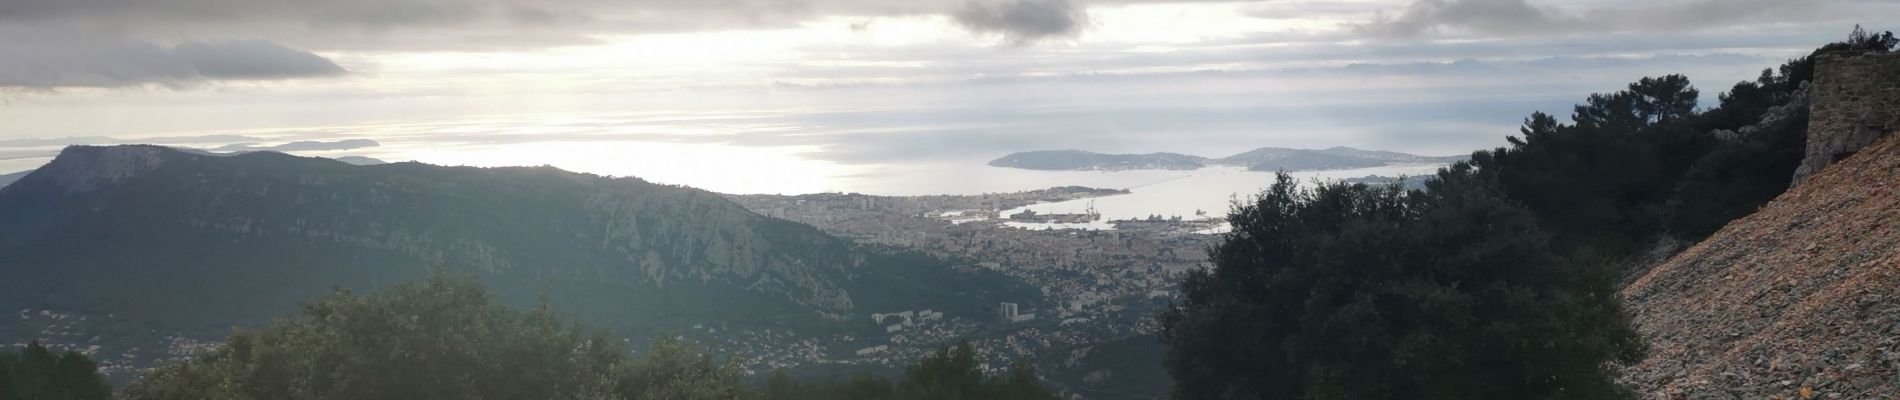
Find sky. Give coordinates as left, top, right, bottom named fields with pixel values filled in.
left=0, top=0, right=1893, bottom=193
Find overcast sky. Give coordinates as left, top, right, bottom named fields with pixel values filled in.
left=0, top=0, right=1892, bottom=189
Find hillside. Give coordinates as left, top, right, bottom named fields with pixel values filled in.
left=0, top=146, right=1035, bottom=374
left=987, top=147, right=1462, bottom=172
left=0, top=169, right=26, bottom=188
left=1620, top=133, right=1900, bottom=398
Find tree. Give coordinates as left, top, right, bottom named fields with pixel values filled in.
left=1569, top=75, right=1697, bottom=131
left=123, top=270, right=732, bottom=400
left=123, top=269, right=1059, bottom=400
left=1630, top=75, right=1699, bottom=125
left=0, top=341, right=112, bottom=400
left=987, top=362, right=1058, bottom=400
left=615, top=338, right=749, bottom=400
left=760, top=370, right=896, bottom=400
left=895, top=343, right=1058, bottom=400
left=1844, top=25, right=1899, bottom=54
left=1159, top=175, right=1642, bottom=400
left=897, top=344, right=987, bottom=400
left=1662, top=27, right=1895, bottom=241
left=761, top=342, right=1059, bottom=400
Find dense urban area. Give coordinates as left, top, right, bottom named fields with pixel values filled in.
left=721, top=187, right=1219, bottom=374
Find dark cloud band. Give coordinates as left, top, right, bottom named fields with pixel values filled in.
left=0, top=38, right=344, bottom=88
left=1355, top=0, right=1860, bottom=38
left=953, top=0, right=1089, bottom=43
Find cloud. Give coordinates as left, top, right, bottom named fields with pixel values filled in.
left=1355, top=0, right=1867, bottom=38
left=1354, top=0, right=1578, bottom=37
left=0, top=0, right=1139, bottom=51
left=1240, top=1, right=1379, bottom=19
left=0, top=37, right=344, bottom=88
left=170, top=40, right=350, bottom=79
left=953, top=0, right=1089, bottom=43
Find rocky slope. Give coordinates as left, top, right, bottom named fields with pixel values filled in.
left=1620, top=133, right=1900, bottom=399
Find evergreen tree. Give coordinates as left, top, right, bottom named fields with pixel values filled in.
left=760, top=342, right=1058, bottom=400
left=896, top=344, right=986, bottom=400
left=1159, top=175, right=1642, bottom=400
left=0, top=341, right=112, bottom=400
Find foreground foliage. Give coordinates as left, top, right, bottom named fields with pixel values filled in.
left=1478, top=26, right=1896, bottom=251
left=1160, top=175, right=1642, bottom=399
left=762, top=345, right=1057, bottom=400
left=124, top=270, right=1058, bottom=400
left=124, top=271, right=743, bottom=400
left=0, top=341, right=113, bottom=400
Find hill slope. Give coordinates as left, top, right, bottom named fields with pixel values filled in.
left=0, top=169, right=26, bottom=188
left=0, top=146, right=1031, bottom=341
left=1620, top=133, right=1900, bottom=398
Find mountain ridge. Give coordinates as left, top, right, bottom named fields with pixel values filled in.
left=0, top=145, right=1032, bottom=359
left=0, top=169, right=27, bottom=188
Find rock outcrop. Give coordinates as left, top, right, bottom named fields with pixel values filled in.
left=1792, top=52, right=1900, bottom=185
left=29, top=145, right=167, bottom=193
left=1621, top=132, right=1900, bottom=399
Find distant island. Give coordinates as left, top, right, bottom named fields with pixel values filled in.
left=987, top=146, right=1467, bottom=172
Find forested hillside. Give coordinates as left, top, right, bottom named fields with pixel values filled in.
left=1160, top=27, right=1897, bottom=400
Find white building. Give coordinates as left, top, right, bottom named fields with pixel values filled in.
left=855, top=345, right=889, bottom=356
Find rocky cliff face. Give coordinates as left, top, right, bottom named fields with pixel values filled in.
left=28, top=145, right=168, bottom=193
left=1620, top=120, right=1900, bottom=398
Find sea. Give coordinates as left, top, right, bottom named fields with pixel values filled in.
left=1, top=137, right=1451, bottom=231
